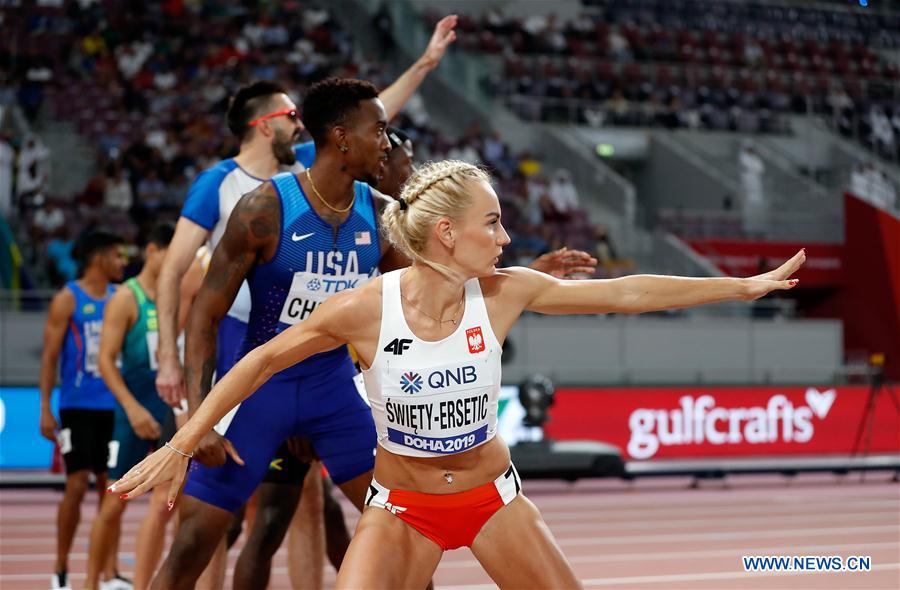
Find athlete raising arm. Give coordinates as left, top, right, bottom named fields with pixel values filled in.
left=112, top=161, right=804, bottom=589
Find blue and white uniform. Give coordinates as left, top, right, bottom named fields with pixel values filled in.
left=184, top=172, right=381, bottom=511
left=59, top=281, right=117, bottom=410
left=57, top=281, right=117, bottom=474
left=179, top=143, right=316, bottom=377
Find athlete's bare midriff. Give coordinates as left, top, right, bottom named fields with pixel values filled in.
left=372, top=435, right=511, bottom=494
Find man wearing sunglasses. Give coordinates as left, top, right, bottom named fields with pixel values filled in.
left=152, top=15, right=459, bottom=590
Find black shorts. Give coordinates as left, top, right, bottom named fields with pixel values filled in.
left=262, top=441, right=311, bottom=486
left=58, top=408, right=114, bottom=474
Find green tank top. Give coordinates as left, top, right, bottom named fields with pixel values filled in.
left=121, top=277, right=159, bottom=400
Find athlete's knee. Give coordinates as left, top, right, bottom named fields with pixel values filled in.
left=64, top=471, right=90, bottom=499
left=95, top=495, right=126, bottom=525
left=225, top=507, right=245, bottom=548
left=168, top=500, right=231, bottom=560
left=249, top=503, right=294, bottom=556
left=244, top=488, right=296, bottom=554
left=146, top=491, right=174, bottom=521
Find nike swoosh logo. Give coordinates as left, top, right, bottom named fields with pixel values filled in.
left=292, top=232, right=314, bottom=242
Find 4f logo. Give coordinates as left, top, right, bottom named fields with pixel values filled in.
left=466, top=326, right=485, bottom=354
left=384, top=501, right=407, bottom=515
left=384, top=338, right=412, bottom=355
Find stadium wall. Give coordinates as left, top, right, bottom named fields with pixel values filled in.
left=0, top=311, right=843, bottom=387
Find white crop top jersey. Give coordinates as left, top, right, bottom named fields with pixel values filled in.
left=362, top=270, right=503, bottom=458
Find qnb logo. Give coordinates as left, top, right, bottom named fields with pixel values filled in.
left=400, top=372, right=423, bottom=394
left=427, top=365, right=477, bottom=389
left=627, top=389, right=837, bottom=460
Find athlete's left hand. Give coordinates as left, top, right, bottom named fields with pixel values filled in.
left=750, top=248, right=806, bottom=282
left=529, top=247, right=598, bottom=279
left=108, top=444, right=188, bottom=510
left=419, top=15, right=458, bottom=70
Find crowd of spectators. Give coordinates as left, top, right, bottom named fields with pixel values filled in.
left=3, top=0, right=622, bottom=288
left=426, top=1, right=899, bottom=144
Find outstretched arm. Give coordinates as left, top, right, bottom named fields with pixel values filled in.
left=520, top=250, right=805, bottom=315
left=107, top=289, right=355, bottom=505
left=378, top=15, right=458, bottom=120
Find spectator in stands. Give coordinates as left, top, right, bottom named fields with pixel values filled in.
left=76, top=172, right=106, bottom=211
left=852, top=163, right=898, bottom=210
left=604, top=89, right=631, bottom=125
left=103, top=164, right=133, bottom=212
left=374, top=2, right=396, bottom=54
left=482, top=131, right=505, bottom=169
left=135, top=169, right=166, bottom=212
left=15, top=133, right=50, bottom=204
left=518, top=151, right=542, bottom=177
left=739, top=143, right=766, bottom=236
left=870, top=107, right=895, bottom=159
left=548, top=169, right=580, bottom=217
left=32, top=201, right=65, bottom=237
left=608, top=28, right=631, bottom=59
left=46, top=227, right=78, bottom=285
left=401, top=92, right=430, bottom=128
left=448, top=139, right=480, bottom=165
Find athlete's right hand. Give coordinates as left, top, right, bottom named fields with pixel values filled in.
left=193, top=431, right=244, bottom=467
left=127, top=405, right=162, bottom=441
left=156, top=352, right=187, bottom=408
left=110, top=443, right=188, bottom=509
left=39, top=410, right=58, bottom=442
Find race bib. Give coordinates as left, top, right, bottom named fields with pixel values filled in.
left=83, top=320, right=103, bottom=376
left=107, top=440, right=120, bottom=469
left=278, top=271, right=370, bottom=325
left=380, top=359, right=495, bottom=454
left=147, top=331, right=159, bottom=371
left=57, top=428, right=73, bottom=455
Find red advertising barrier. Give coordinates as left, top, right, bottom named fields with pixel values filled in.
left=843, top=192, right=900, bottom=380
left=544, top=386, right=900, bottom=460
left=686, top=240, right=843, bottom=288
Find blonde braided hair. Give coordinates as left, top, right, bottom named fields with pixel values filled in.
left=382, top=160, right=491, bottom=279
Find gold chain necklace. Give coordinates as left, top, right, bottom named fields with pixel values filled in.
left=400, top=290, right=465, bottom=325
left=306, top=169, right=355, bottom=214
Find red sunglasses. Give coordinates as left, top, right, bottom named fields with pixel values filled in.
left=249, top=108, right=299, bottom=126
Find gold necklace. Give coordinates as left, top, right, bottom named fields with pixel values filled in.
left=400, top=290, right=465, bottom=325
left=306, top=168, right=355, bottom=214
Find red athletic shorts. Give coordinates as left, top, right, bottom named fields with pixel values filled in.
left=364, top=464, right=522, bottom=550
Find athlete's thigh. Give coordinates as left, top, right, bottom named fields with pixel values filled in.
left=299, top=363, right=376, bottom=488
left=471, top=496, right=582, bottom=589
left=335, top=507, right=442, bottom=590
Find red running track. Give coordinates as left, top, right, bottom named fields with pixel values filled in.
left=1, top=473, right=898, bottom=589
